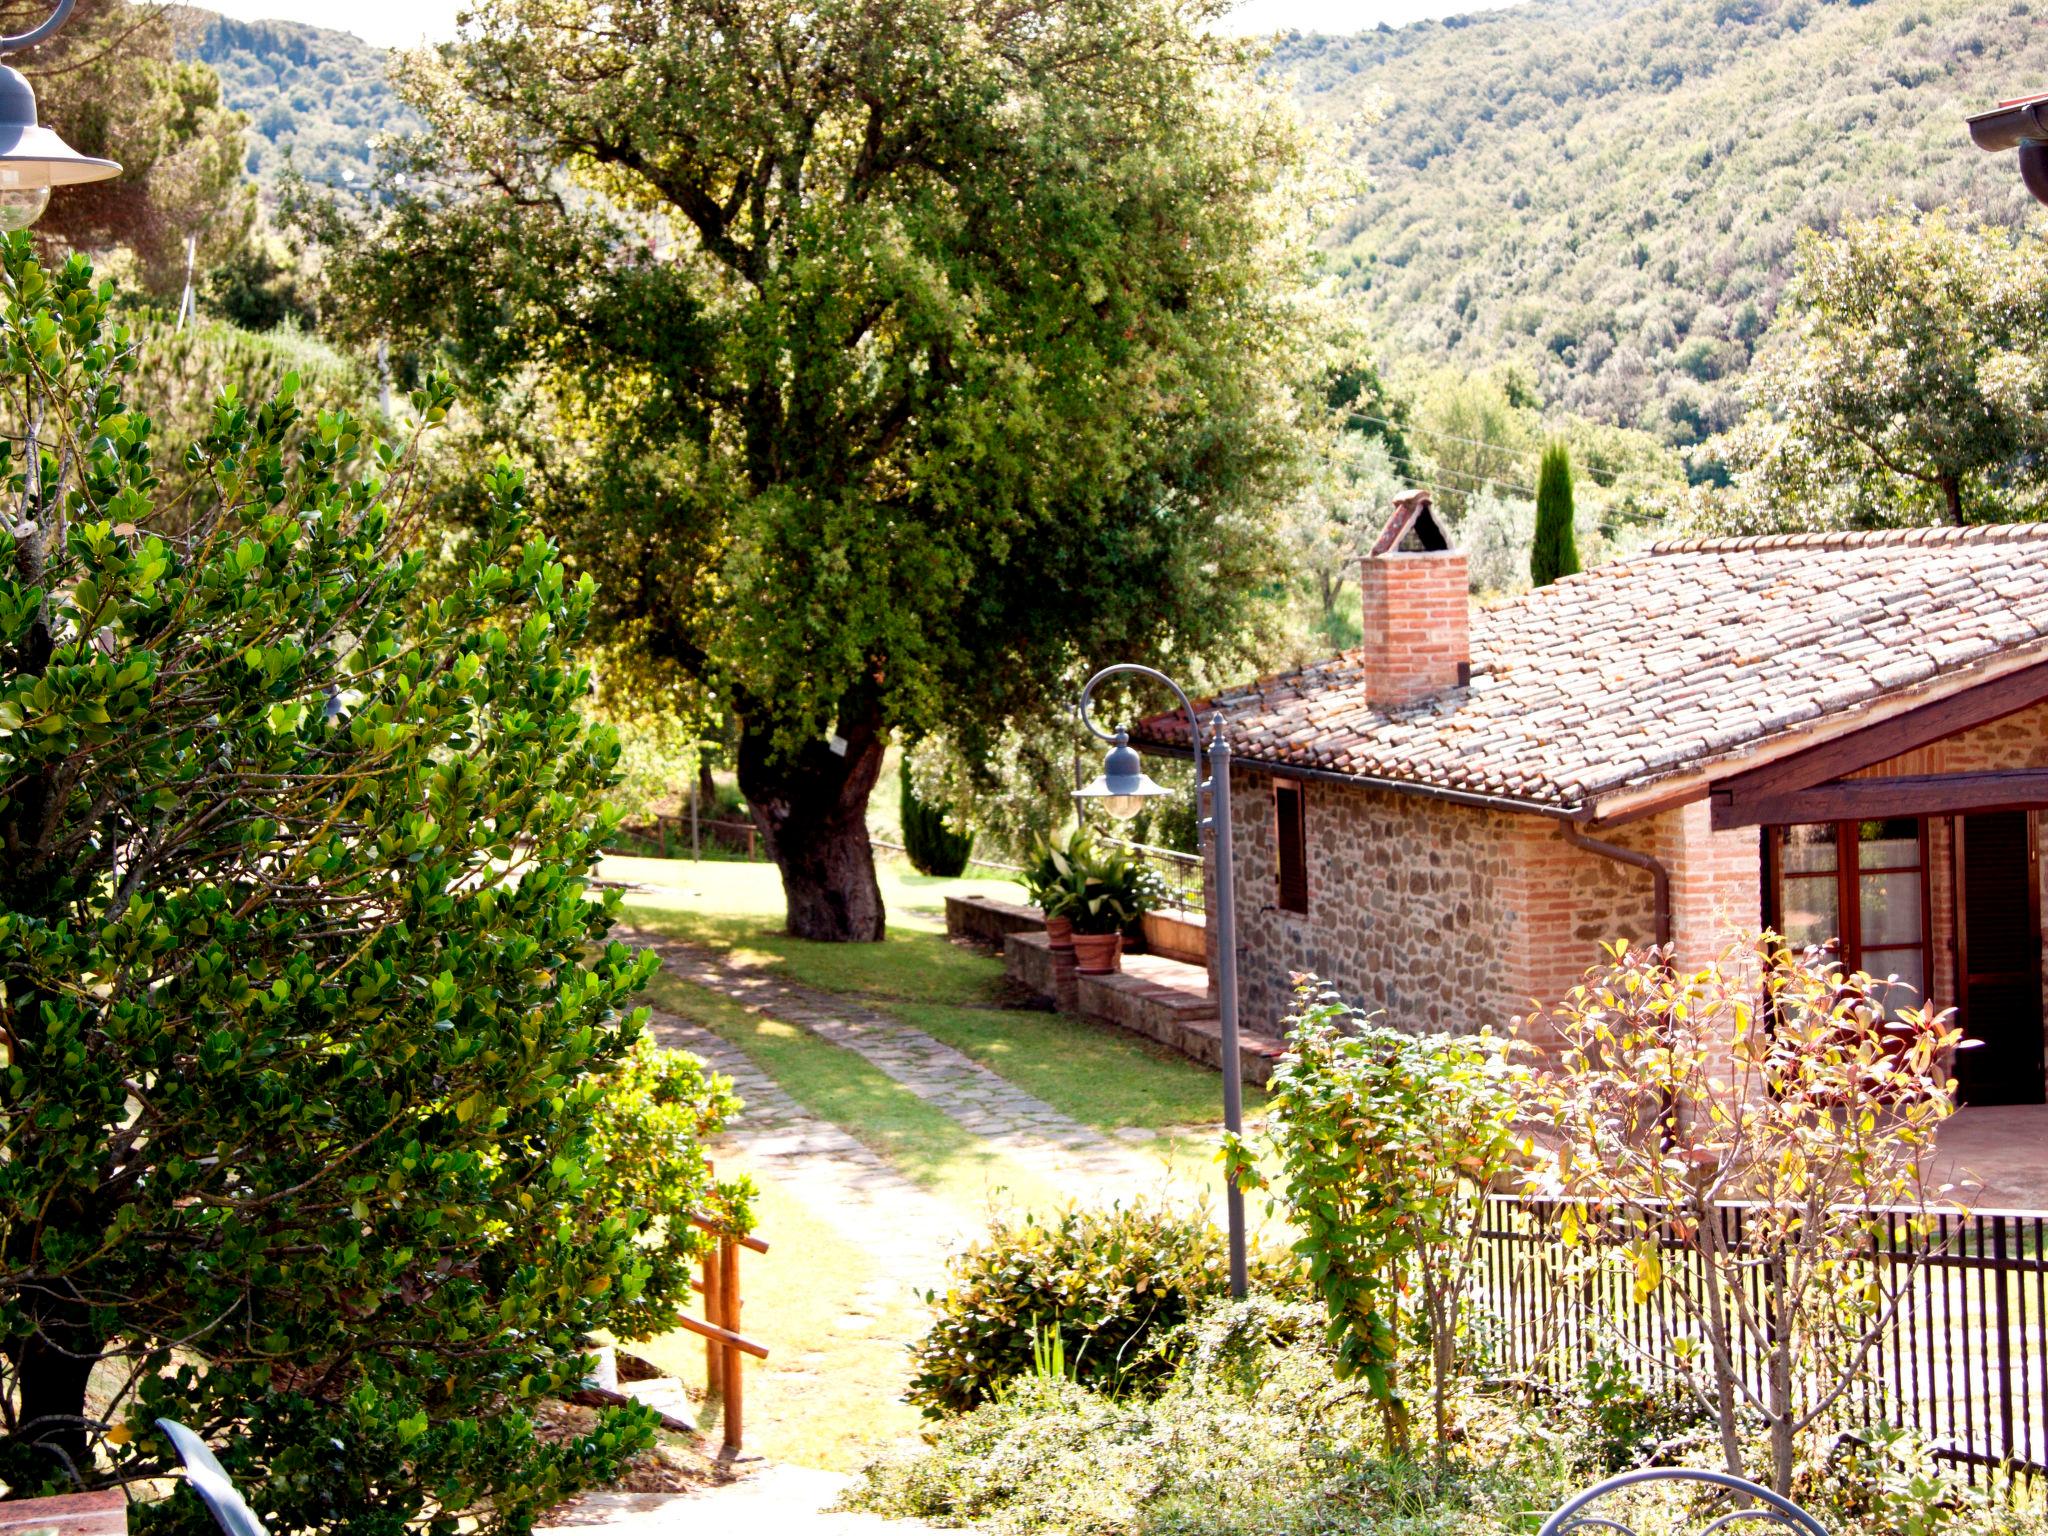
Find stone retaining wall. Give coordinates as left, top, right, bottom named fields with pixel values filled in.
left=947, top=894, right=1044, bottom=948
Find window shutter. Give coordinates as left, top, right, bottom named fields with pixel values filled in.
left=1276, top=781, right=1308, bottom=914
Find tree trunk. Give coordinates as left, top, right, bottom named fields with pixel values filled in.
left=737, top=689, right=888, bottom=943
left=5, top=1315, right=100, bottom=1483
left=1942, top=474, right=1964, bottom=526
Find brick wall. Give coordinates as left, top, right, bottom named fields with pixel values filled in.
left=1357, top=550, right=1470, bottom=707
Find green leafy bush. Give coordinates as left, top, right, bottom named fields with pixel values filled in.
left=0, top=240, right=737, bottom=1531
left=907, top=1204, right=1288, bottom=1415
left=900, top=754, right=974, bottom=877
left=862, top=1297, right=1574, bottom=1536
left=1227, top=980, right=1531, bottom=1452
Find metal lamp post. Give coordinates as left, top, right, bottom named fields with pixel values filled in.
left=1074, top=663, right=1247, bottom=1299
left=0, top=0, right=121, bottom=232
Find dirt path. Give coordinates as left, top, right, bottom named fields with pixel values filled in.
left=540, top=1467, right=950, bottom=1534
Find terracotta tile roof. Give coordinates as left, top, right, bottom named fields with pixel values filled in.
left=1133, top=524, right=2048, bottom=815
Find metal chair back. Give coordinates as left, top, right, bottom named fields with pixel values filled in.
left=154, top=1420, right=270, bottom=1536
left=1539, top=1467, right=1829, bottom=1536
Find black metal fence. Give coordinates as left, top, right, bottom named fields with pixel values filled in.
left=1473, top=1194, right=2048, bottom=1482
left=1102, top=835, right=1205, bottom=913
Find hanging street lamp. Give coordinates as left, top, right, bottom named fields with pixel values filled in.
left=1074, top=663, right=1248, bottom=1299
left=0, top=0, right=120, bottom=233
left=1967, top=93, right=2048, bottom=208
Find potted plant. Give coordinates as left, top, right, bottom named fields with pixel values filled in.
left=1019, top=829, right=1093, bottom=949
left=1067, top=843, right=1166, bottom=975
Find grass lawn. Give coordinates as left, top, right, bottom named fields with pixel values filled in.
left=889, top=1000, right=1263, bottom=1135
left=615, top=851, right=1281, bottom=1467
left=642, top=969, right=1065, bottom=1213
left=611, top=854, right=1017, bottom=1006
left=628, top=1165, right=929, bottom=1472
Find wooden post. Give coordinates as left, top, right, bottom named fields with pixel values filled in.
left=702, top=1245, right=725, bottom=1401
left=720, top=1234, right=743, bottom=1453
left=702, top=1160, right=725, bottom=1402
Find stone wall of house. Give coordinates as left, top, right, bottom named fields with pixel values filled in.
left=1214, top=765, right=1746, bottom=1039
left=1207, top=697, right=2048, bottom=1081
left=1215, top=766, right=1533, bottom=1037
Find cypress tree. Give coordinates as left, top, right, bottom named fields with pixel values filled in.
left=1531, top=440, right=1581, bottom=588
left=901, top=756, right=976, bottom=877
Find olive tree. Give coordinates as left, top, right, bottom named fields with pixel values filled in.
left=0, top=241, right=736, bottom=1532
left=307, top=0, right=1321, bottom=941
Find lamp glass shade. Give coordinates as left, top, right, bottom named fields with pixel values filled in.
left=1073, top=737, right=1170, bottom=822
left=0, top=66, right=119, bottom=231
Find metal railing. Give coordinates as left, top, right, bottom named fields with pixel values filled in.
left=1473, top=1194, right=2048, bottom=1484
left=1103, top=835, right=1206, bottom=913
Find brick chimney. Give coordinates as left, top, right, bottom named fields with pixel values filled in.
left=1358, top=490, right=1470, bottom=708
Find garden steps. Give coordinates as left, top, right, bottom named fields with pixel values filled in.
left=1002, top=932, right=1284, bottom=1086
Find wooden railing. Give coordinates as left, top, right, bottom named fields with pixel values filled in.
left=685, top=1210, right=769, bottom=1454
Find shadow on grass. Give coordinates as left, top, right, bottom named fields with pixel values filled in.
left=629, top=905, right=1011, bottom=1008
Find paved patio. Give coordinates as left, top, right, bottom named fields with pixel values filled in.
left=1928, top=1103, right=2048, bottom=1209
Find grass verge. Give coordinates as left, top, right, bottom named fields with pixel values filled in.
left=628, top=1166, right=929, bottom=1472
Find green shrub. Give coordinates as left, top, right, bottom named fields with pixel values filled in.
left=907, top=1204, right=1288, bottom=1415
left=861, top=1297, right=1574, bottom=1536
left=900, top=754, right=974, bottom=876
left=0, top=240, right=739, bottom=1531
left=1227, top=980, right=1531, bottom=1453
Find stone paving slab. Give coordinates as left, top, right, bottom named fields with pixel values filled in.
left=623, top=927, right=1200, bottom=1209
left=641, top=1006, right=969, bottom=1281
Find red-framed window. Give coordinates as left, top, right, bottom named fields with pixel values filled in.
left=1766, top=817, right=1931, bottom=1015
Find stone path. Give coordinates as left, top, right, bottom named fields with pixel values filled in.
left=640, top=1002, right=965, bottom=1295
left=540, top=1467, right=951, bottom=1535
left=623, top=927, right=1193, bottom=1208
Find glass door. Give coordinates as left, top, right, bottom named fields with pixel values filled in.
left=1767, top=818, right=1930, bottom=1016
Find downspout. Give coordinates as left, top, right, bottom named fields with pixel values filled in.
left=1562, top=821, right=1673, bottom=950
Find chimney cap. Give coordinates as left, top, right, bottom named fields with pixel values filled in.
left=1371, top=489, right=1454, bottom=556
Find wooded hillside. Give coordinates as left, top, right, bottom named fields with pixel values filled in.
left=179, top=10, right=417, bottom=191
left=172, top=0, right=2046, bottom=451
left=1276, top=0, right=2047, bottom=445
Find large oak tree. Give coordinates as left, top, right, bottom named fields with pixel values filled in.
left=311, top=0, right=1319, bottom=940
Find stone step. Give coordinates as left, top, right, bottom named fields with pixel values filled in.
left=1076, top=969, right=1284, bottom=1086
left=1003, top=932, right=1284, bottom=1085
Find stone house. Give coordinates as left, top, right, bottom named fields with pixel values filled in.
left=1131, top=494, right=2048, bottom=1109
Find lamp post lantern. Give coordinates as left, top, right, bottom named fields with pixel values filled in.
left=0, top=0, right=120, bottom=232
left=1075, top=663, right=1247, bottom=1299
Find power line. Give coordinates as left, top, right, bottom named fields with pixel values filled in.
left=1352, top=413, right=1640, bottom=490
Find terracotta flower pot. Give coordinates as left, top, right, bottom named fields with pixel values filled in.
left=1071, top=931, right=1123, bottom=975
left=1045, top=914, right=1075, bottom=949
